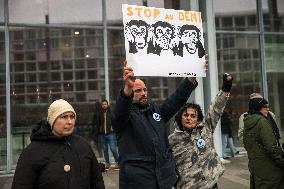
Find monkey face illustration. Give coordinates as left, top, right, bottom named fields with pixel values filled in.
left=181, top=30, right=198, bottom=54
left=130, top=25, right=148, bottom=49
left=154, top=26, right=173, bottom=50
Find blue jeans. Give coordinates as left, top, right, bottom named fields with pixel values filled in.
left=222, top=133, right=237, bottom=158
left=99, top=132, right=119, bottom=163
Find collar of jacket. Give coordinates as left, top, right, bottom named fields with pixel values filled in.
left=30, top=119, right=72, bottom=142
left=131, top=103, right=152, bottom=113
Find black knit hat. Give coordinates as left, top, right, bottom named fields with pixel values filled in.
left=248, top=97, right=268, bottom=112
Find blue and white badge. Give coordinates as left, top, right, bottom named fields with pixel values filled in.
left=196, top=138, right=206, bottom=149
left=153, top=113, right=161, bottom=121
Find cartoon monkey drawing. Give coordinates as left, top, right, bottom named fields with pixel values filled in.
left=125, top=20, right=150, bottom=54
left=147, top=21, right=175, bottom=56
left=173, top=25, right=205, bottom=58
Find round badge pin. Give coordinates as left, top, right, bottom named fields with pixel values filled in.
left=64, top=164, right=71, bottom=172
left=196, top=138, right=206, bottom=149
left=152, top=113, right=161, bottom=121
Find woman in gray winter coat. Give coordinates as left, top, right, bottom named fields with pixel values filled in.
left=169, top=73, right=233, bottom=189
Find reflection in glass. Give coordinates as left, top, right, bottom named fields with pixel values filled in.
left=214, top=0, right=258, bottom=31
left=217, top=34, right=262, bottom=146
left=262, top=0, right=284, bottom=32
left=0, top=0, right=3, bottom=22
left=8, top=27, right=105, bottom=168
left=0, top=25, right=5, bottom=170
left=265, top=35, right=284, bottom=138
left=9, top=0, right=103, bottom=25
left=106, top=0, right=143, bottom=24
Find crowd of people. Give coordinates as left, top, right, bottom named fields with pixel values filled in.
left=11, top=54, right=284, bottom=189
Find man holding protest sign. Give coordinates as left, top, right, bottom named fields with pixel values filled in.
left=111, top=55, right=208, bottom=189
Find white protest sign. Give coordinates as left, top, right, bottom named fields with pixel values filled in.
left=122, top=4, right=206, bottom=77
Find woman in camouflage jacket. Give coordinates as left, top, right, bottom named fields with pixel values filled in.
left=169, top=73, right=233, bottom=189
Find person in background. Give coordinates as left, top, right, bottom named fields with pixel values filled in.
left=91, top=100, right=103, bottom=158
left=221, top=106, right=239, bottom=160
left=111, top=55, right=208, bottom=189
left=97, top=99, right=119, bottom=170
left=169, top=73, right=233, bottom=189
left=12, top=99, right=105, bottom=189
left=238, top=93, right=263, bottom=141
left=243, top=97, right=284, bottom=189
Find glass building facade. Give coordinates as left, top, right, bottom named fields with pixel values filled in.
left=0, top=0, right=283, bottom=175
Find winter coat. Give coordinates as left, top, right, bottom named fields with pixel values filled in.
left=112, top=78, right=197, bottom=189
left=97, top=108, right=113, bottom=135
left=221, top=111, right=233, bottom=137
left=11, top=120, right=105, bottom=189
left=243, top=113, right=284, bottom=189
left=239, top=111, right=277, bottom=141
left=169, top=91, right=228, bottom=189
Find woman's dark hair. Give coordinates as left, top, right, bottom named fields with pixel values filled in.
left=175, top=103, right=203, bottom=130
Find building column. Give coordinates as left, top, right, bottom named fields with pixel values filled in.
left=4, top=0, right=12, bottom=173
left=205, top=0, right=223, bottom=156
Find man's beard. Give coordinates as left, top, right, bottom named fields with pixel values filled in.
left=139, top=97, right=148, bottom=105
left=134, top=97, right=149, bottom=110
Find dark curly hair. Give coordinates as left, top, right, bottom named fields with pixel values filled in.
left=175, top=103, right=204, bottom=130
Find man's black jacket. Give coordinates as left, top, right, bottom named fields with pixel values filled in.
left=112, top=78, right=197, bottom=189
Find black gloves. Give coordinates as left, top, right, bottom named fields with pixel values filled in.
left=222, top=73, right=233, bottom=92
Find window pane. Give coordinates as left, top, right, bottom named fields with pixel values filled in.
left=106, top=0, right=143, bottom=22
left=76, top=93, right=86, bottom=102
left=0, top=0, right=3, bottom=22
left=51, top=61, right=60, bottom=70
left=63, top=72, right=73, bottom=80
left=38, top=62, right=48, bottom=70
left=88, top=70, right=97, bottom=79
left=265, top=35, right=284, bottom=139
left=107, top=29, right=124, bottom=102
left=63, top=60, right=73, bottom=69
left=0, top=26, right=6, bottom=171
left=9, top=26, right=105, bottom=168
left=217, top=34, right=262, bottom=146
left=39, top=73, right=47, bottom=82
left=75, top=71, right=85, bottom=80
left=64, top=82, right=73, bottom=91
left=262, top=0, right=284, bottom=32
left=14, top=85, right=25, bottom=94
left=51, top=72, right=61, bottom=81
left=214, top=0, right=258, bottom=31
left=26, top=73, right=37, bottom=82
left=9, top=0, right=102, bottom=25
left=75, top=59, right=85, bottom=69
left=14, top=53, right=24, bottom=61
left=88, top=81, right=97, bottom=90
left=26, top=63, right=36, bottom=71
left=14, top=74, right=25, bottom=83
left=14, top=63, right=25, bottom=72
left=76, top=82, right=86, bottom=91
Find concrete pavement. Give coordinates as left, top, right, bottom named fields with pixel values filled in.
left=218, top=156, right=250, bottom=189
left=0, top=156, right=250, bottom=189
left=98, top=155, right=251, bottom=189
